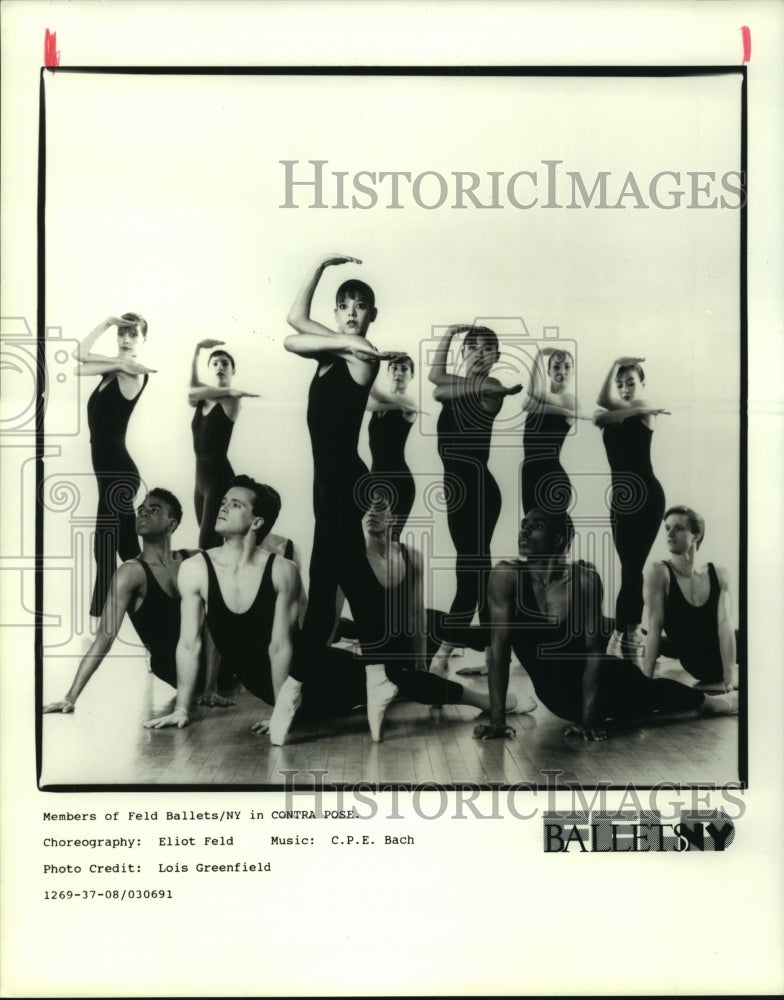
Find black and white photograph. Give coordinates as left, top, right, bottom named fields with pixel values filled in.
left=2, top=2, right=782, bottom=997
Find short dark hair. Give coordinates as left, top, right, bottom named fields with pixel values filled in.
left=664, top=505, right=705, bottom=549
left=388, top=354, right=415, bottom=375
left=146, top=487, right=183, bottom=527
left=525, top=508, right=575, bottom=554
left=617, top=362, right=645, bottom=383
left=120, top=312, right=148, bottom=337
left=229, top=475, right=281, bottom=541
left=208, top=349, right=236, bottom=372
left=462, top=325, right=499, bottom=354
left=336, top=279, right=376, bottom=311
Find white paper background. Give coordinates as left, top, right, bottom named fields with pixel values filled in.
left=2, top=1, right=782, bottom=996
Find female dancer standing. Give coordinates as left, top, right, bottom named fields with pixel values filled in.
left=73, top=314, right=154, bottom=619
left=428, top=324, right=521, bottom=676
left=189, top=339, right=258, bottom=549
left=593, top=357, right=669, bottom=665
left=366, top=353, right=419, bottom=537
left=521, top=346, right=583, bottom=514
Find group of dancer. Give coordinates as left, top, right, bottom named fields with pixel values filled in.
left=44, top=254, right=738, bottom=746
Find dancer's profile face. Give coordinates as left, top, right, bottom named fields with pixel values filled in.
left=615, top=369, right=643, bottom=402
left=363, top=503, right=392, bottom=536
left=117, top=323, right=145, bottom=358
left=215, top=487, right=260, bottom=536
left=461, top=335, right=499, bottom=376
left=388, top=361, right=412, bottom=389
left=335, top=293, right=374, bottom=337
left=136, top=495, right=175, bottom=536
left=664, top=514, right=697, bottom=554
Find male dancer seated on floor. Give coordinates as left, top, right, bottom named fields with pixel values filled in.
left=641, top=505, right=737, bottom=691
left=144, top=476, right=302, bottom=736
left=476, top=508, right=739, bottom=742
left=272, top=499, right=537, bottom=745
left=42, top=489, right=220, bottom=712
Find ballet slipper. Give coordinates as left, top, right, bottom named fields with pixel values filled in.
left=365, top=664, right=398, bottom=743
left=268, top=676, right=303, bottom=746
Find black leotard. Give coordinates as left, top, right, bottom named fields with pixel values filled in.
left=602, top=416, right=665, bottom=629
left=87, top=374, right=148, bottom=617
left=192, top=402, right=235, bottom=549
left=436, top=393, right=501, bottom=638
left=662, top=561, right=723, bottom=684
left=368, top=410, right=415, bottom=535
left=521, top=408, right=572, bottom=514
left=299, top=359, right=381, bottom=675
left=203, top=550, right=277, bottom=705
left=127, top=551, right=189, bottom=688
left=509, top=561, right=703, bottom=723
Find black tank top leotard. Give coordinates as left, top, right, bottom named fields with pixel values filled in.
left=521, top=408, right=572, bottom=514
left=87, top=374, right=149, bottom=617
left=368, top=410, right=415, bottom=531
left=308, top=359, right=372, bottom=487
left=601, top=415, right=666, bottom=628
left=510, top=561, right=703, bottom=723
left=203, top=550, right=278, bottom=705
left=436, top=392, right=501, bottom=632
left=127, top=551, right=190, bottom=689
left=191, top=402, right=235, bottom=549
left=662, top=561, right=723, bottom=684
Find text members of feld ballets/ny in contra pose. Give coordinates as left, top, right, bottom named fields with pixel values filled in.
left=593, top=357, right=669, bottom=668
left=427, top=323, right=522, bottom=677
left=365, top=353, right=420, bottom=539
left=520, top=344, right=589, bottom=515
left=189, top=338, right=259, bottom=549
left=642, top=505, right=738, bottom=692
left=476, top=508, right=738, bottom=742
left=72, top=314, right=155, bottom=619
left=43, top=489, right=201, bottom=713
left=275, top=253, right=405, bottom=730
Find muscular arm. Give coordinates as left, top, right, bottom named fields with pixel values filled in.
left=406, top=548, right=428, bottom=670
left=567, top=564, right=608, bottom=740
left=144, top=559, right=205, bottom=728
left=268, top=559, right=303, bottom=700
left=715, top=566, right=737, bottom=689
left=642, top=562, right=667, bottom=677
left=367, top=383, right=419, bottom=414
left=43, top=564, right=140, bottom=712
left=486, top=563, right=518, bottom=728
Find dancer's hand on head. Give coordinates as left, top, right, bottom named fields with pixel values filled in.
left=43, top=699, right=75, bottom=714
left=197, top=689, right=236, bottom=708
left=318, top=253, right=362, bottom=268
left=563, top=724, right=607, bottom=742
left=615, top=356, right=645, bottom=366
left=251, top=719, right=271, bottom=735
left=198, top=338, right=226, bottom=349
left=144, top=709, right=190, bottom=730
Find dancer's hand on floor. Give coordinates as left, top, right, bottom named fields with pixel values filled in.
left=197, top=689, right=236, bottom=708
left=43, top=699, right=75, bottom=714
left=144, top=709, right=190, bottom=730
left=251, top=719, right=271, bottom=736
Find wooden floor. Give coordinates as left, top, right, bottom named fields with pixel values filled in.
left=41, top=640, right=739, bottom=788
